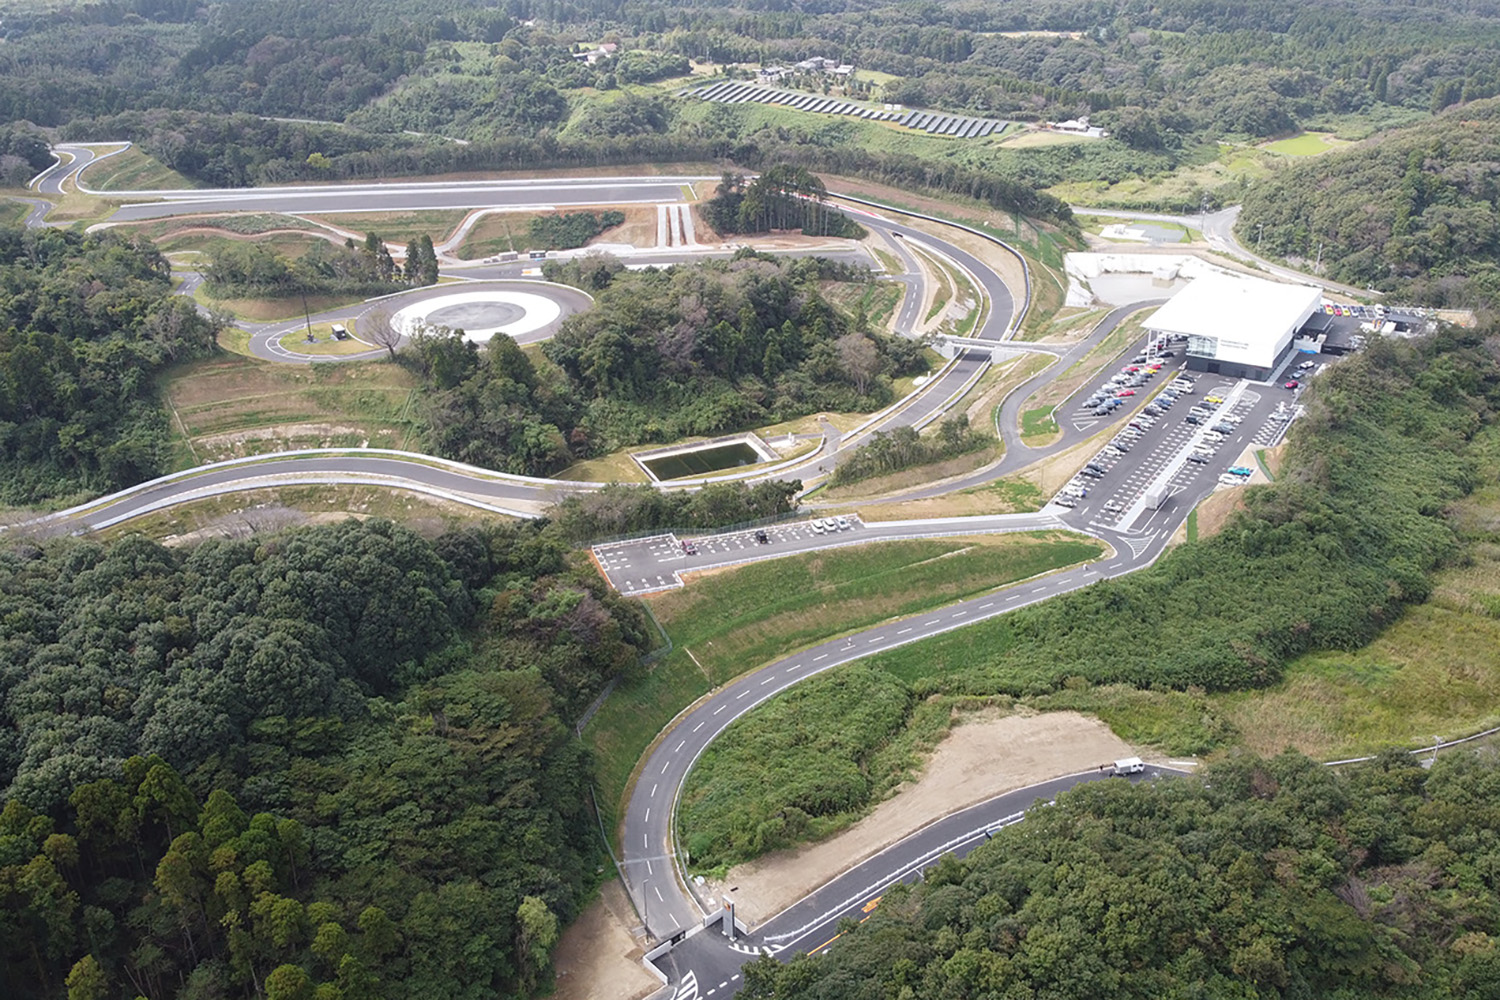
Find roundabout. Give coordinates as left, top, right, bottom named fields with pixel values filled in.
left=245, top=278, right=593, bottom=363
left=390, top=286, right=566, bottom=344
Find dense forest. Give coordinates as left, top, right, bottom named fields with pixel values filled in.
left=742, top=749, right=1500, bottom=1000
left=680, top=323, right=1500, bottom=867
left=0, top=517, right=652, bottom=998
left=1238, top=96, right=1500, bottom=306
left=401, top=252, right=925, bottom=476
left=0, top=225, right=220, bottom=505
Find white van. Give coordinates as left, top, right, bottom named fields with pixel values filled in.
left=1112, top=757, right=1145, bottom=775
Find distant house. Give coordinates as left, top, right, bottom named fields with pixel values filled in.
left=1046, top=115, right=1109, bottom=138
left=832, top=64, right=854, bottom=76
left=794, top=56, right=840, bottom=72
left=574, top=42, right=619, bottom=64
left=758, top=65, right=787, bottom=83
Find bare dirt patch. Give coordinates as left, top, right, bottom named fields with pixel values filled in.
left=708, top=709, right=1136, bottom=927
left=550, top=879, right=659, bottom=1000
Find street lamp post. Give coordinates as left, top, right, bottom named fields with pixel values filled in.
left=1256, top=222, right=1264, bottom=250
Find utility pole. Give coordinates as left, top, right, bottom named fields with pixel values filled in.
left=1315, top=241, right=1324, bottom=273
left=1256, top=222, right=1265, bottom=250
left=301, top=290, right=314, bottom=342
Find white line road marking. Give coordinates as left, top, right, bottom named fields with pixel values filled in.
left=714, top=705, right=726, bottom=715
left=662, top=762, right=670, bottom=773
left=979, top=602, right=994, bottom=609
left=867, top=636, right=882, bottom=643
left=674, top=740, right=685, bottom=752
left=670, top=913, right=680, bottom=928
left=654, top=885, right=664, bottom=901
left=643, top=834, right=648, bottom=848
left=761, top=676, right=774, bottom=685
left=651, top=783, right=657, bottom=796
left=925, top=618, right=941, bottom=625
left=645, top=808, right=650, bottom=822
left=737, top=689, right=749, bottom=698
left=813, top=653, right=828, bottom=661
left=693, top=722, right=705, bottom=732
left=897, top=627, right=912, bottom=635
left=951, top=611, right=966, bottom=618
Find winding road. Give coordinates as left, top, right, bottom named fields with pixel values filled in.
left=10, top=148, right=1307, bottom=999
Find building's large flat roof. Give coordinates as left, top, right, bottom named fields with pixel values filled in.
left=1146, top=273, right=1323, bottom=360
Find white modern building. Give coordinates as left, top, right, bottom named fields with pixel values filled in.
left=1145, top=273, right=1323, bottom=381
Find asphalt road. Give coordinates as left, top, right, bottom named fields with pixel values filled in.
left=109, top=177, right=704, bottom=221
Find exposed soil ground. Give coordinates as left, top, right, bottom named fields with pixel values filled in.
left=705, top=709, right=1136, bottom=927
left=550, top=880, right=661, bottom=1000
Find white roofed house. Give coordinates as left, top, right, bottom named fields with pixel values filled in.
left=1145, top=273, right=1323, bottom=382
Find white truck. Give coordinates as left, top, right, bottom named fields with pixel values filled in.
left=1112, top=757, right=1145, bottom=776
left=1143, top=485, right=1167, bottom=510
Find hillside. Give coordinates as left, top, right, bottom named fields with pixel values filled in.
left=1238, top=97, right=1500, bottom=305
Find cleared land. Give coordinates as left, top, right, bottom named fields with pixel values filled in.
left=585, top=531, right=1106, bottom=838
left=704, top=709, right=1135, bottom=925
left=453, top=206, right=639, bottom=259
left=161, top=354, right=421, bottom=467
left=308, top=209, right=467, bottom=242
left=191, top=284, right=365, bottom=321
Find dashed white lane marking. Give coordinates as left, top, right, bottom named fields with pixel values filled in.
left=643, top=834, right=648, bottom=847
left=761, top=676, right=774, bottom=685
left=714, top=705, right=726, bottom=715
left=651, top=783, right=657, bottom=796
left=737, top=690, right=749, bottom=698
left=645, top=808, right=650, bottom=822
left=654, top=885, right=664, bottom=901
left=979, top=602, right=994, bottom=609
left=661, top=762, right=670, bottom=773
left=674, top=740, right=685, bottom=752
left=897, top=627, right=912, bottom=635
left=867, top=636, right=882, bottom=643
left=814, top=653, right=828, bottom=661
left=925, top=618, right=941, bottom=625
left=693, top=721, right=705, bottom=732
left=951, top=611, right=966, bottom=618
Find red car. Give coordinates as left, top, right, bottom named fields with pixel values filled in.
left=1121, top=365, right=1140, bottom=372
left=1284, top=379, right=1300, bottom=389
left=1116, top=389, right=1136, bottom=397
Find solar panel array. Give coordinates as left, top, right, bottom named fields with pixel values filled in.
left=678, top=82, right=1007, bottom=139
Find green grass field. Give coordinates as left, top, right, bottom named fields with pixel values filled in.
left=1261, top=132, right=1349, bottom=156
left=585, top=531, right=1106, bottom=841
left=0, top=199, right=26, bottom=227
left=308, top=210, right=467, bottom=242
left=1019, top=405, right=1059, bottom=442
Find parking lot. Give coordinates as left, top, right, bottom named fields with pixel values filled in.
left=1047, top=342, right=1313, bottom=536
left=592, top=516, right=866, bottom=596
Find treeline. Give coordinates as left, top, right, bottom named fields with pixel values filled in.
left=701, top=168, right=863, bottom=238
left=742, top=749, right=1500, bottom=999
left=0, top=516, right=654, bottom=998
left=0, top=121, right=51, bottom=187
left=830, top=415, right=990, bottom=487
left=205, top=233, right=437, bottom=299
left=550, top=480, right=801, bottom=542
left=528, top=210, right=624, bottom=250
left=1238, top=96, right=1500, bottom=306
left=0, top=225, right=219, bottom=504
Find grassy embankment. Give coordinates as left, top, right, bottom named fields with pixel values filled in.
left=81, top=145, right=197, bottom=191
left=676, top=329, right=1500, bottom=867
left=584, top=531, right=1106, bottom=842
left=192, top=282, right=366, bottom=323
left=159, top=353, right=422, bottom=468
